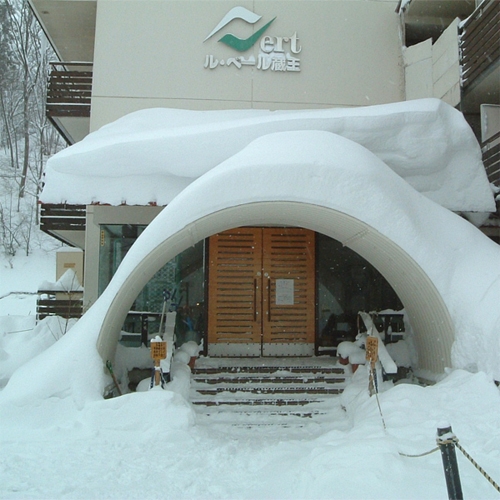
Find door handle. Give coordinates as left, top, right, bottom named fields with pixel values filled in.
left=253, top=278, right=257, bottom=322
left=267, top=277, right=271, bottom=322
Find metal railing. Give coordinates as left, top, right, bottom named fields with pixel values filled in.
left=47, top=62, right=92, bottom=118
left=481, top=131, right=500, bottom=243
left=482, top=130, right=500, bottom=184
left=459, top=0, right=500, bottom=89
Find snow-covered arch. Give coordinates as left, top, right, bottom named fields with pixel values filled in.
left=97, top=201, right=454, bottom=373
left=95, top=130, right=497, bottom=375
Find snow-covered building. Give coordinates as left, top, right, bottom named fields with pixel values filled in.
left=29, top=0, right=499, bottom=377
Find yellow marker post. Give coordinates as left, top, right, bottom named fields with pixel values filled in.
left=365, top=336, right=379, bottom=366
left=150, top=339, right=167, bottom=387
left=366, top=336, right=379, bottom=396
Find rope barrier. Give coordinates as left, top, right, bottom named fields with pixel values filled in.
left=437, top=436, right=460, bottom=446
left=364, top=362, right=498, bottom=493
left=398, top=446, right=439, bottom=458
left=455, top=441, right=500, bottom=494
left=398, top=430, right=500, bottom=494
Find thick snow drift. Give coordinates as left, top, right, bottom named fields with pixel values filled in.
left=95, top=130, right=500, bottom=378
left=1, top=105, right=500, bottom=498
left=41, top=99, right=494, bottom=212
left=4, top=129, right=499, bottom=410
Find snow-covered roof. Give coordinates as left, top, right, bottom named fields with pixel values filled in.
left=4, top=128, right=500, bottom=410
left=91, top=129, right=500, bottom=378
left=41, top=99, right=495, bottom=213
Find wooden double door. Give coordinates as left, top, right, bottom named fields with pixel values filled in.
left=208, top=227, right=315, bottom=356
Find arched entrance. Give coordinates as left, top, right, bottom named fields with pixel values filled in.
left=97, top=202, right=454, bottom=373
left=95, top=131, right=456, bottom=374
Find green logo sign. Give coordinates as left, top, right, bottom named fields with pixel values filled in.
left=204, top=6, right=276, bottom=52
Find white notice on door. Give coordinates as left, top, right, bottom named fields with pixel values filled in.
left=275, top=279, right=294, bottom=305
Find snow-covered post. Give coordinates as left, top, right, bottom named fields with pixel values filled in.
left=437, top=425, right=463, bottom=500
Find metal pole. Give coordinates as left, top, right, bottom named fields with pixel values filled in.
left=437, top=426, right=463, bottom=500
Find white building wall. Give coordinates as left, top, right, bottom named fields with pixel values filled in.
left=432, top=19, right=460, bottom=107
left=56, top=249, right=84, bottom=285
left=403, top=39, right=433, bottom=100
left=404, top=19, right=460, bottom=107
left=90, top=0, right=405, bottom=131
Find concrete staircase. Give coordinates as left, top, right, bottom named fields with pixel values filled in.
left=190, top=358, right=349, bottom=427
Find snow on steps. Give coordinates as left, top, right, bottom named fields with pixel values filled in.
left=190, top=358, right=349, bottom=427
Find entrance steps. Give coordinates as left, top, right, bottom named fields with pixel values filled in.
left=190, top=357, right=349, bottom=427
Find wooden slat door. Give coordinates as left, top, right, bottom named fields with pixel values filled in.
left=262, top=228, right=315, bottom=356
left=208, top=227, right=315, bottom=357
left=208, top=228, right=263, bottom=356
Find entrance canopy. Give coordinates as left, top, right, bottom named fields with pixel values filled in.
left=41, top=99, right=494, bottom=213
left=95, top=131, right=500, bottom=377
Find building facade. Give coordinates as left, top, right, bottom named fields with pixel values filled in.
left=31, top=0, right=499, bottom=371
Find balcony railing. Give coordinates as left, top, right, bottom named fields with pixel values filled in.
left=459, top=0, right=500, bottom=89
left=47, top=62, right=92, bottom=118
left=36, top=290, right=83, bottom=321
left=483, top=131, right=500, bottom=184
left=40, top=203, right=86, bottom=234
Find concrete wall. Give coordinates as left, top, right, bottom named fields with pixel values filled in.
left=56, top=249, right=84, bottom=285
left=404, top=19, right=460, bottom=107
left=432, top=19, right=460, bottom=106
left=404, top=39, right=433, bottom=100
left=90, top=0, right=404, bottom=130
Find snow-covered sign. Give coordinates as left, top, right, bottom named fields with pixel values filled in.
left=150, top=337, right=166, bottom=360
left=359, top=312, right=397, bottom=374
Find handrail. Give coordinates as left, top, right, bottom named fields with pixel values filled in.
left=48, top=61, right=93, bottom=69
left=40, top=204, right=86, bottom=232
left=36, top=289, right=83, bottom=320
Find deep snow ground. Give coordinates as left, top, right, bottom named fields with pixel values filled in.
left=0, top=368, right=499, bottom=499
left=0, top=248, right=500, bottom=499
left=0, top=248, right=56, bottom=317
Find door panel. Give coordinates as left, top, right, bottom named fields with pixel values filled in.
left=208, top=227, right=315, bottom=356
left=262, top=228, right=315, bottom=355
left=208, top=228, right=262, bottom=356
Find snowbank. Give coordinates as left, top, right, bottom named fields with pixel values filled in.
left=41, top=99, right=494, bottom=212
left=1, top=366, right=499, bottom=499
left=38, top=268, right=83, bottom=292
left=98, top=130, right=500, bottom=377
left=0, top=316, right=77, bottom=389
left=3, top=128, right=500, bottom=408
left=1, top=97, right=499, bottom=500
left=0, top=301, right=107, bottom=406
left=0, top=248, right=56, bottom=316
